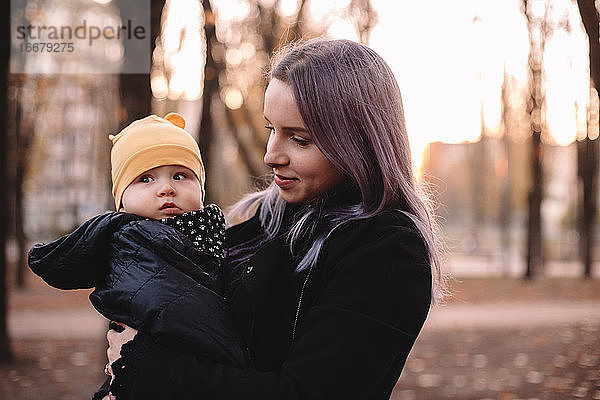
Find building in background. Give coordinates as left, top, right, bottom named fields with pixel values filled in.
left=15, top=0, right=124, bottom=239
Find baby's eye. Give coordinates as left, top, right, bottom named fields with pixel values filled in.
left=139, top=175, right=154, bottom=183
left=173, top=172, right=187, bottom=180
left=264, top=125, right=275, bottom=134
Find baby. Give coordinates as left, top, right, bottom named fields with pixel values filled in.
left=28, top=113, right=248, bottom=397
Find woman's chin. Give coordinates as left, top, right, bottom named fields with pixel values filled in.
left=278, top=188, right=302, bottom=204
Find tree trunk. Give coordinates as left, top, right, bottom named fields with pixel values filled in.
left=500, top=73, right=513, bottom=276
left=349, top=0, right=378, bottom=45
left=577, top=137, right=599, bottom=277
left=199, top=0, right=219, bottom=203
left=0, top=0, right=13, bottom=362
left=576, top=0, right=599, bottom=278
left=501, top=134, right=512, bottom=276
left=223, top=108, right=265, bottom=178
left=473, top=105, right=488, bottom=235
left=523, top=0, right=547, bottom=279
left=12, top=77, right=33, bottom=289
left=15, top=89, right=27, bottom=288
left=116, top=0, right=164, bottom=128
left=576, top=1, right=600, bottom=90
left=526, top=130, right=543, bottom=278
left=288, top=0, right=309, bottom=41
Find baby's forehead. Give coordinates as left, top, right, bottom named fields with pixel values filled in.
left=129, top=165, right=200, bottom=184
left=139, top=165, right=194, bottom=174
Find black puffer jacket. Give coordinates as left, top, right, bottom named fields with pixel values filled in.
left=28, top=206, right=249, bottom=368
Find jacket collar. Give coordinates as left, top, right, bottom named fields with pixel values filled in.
left=160, top=204, right=226, bottom=259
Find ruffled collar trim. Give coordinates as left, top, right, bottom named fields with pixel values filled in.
left=160, top=204, right=226, bottom=259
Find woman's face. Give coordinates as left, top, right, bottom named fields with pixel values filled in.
left=263, top=78, right=344, bottom=204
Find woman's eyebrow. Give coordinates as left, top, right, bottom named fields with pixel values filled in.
left=283, top=126, right=309, bottom=133
left=263, top=117, right=309, bottom=133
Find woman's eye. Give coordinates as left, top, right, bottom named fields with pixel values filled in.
left=291, top=136, right=310, bottom=146
left=264, top=125, right=275, bottom=134
left=173, top=172, right=186, bottom=180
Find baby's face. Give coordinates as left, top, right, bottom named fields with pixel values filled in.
left=121, top=165, right=203, bottom=219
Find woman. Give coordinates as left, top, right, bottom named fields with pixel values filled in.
left=103, top=38, right=443, bottom=400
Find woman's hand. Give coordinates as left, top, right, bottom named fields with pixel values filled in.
left=103, top=322, right=138, bottom=400
left=107, top=322, right=138, bottom=365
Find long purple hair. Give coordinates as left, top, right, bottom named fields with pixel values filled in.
left=228, top=38, right=444, bottom=302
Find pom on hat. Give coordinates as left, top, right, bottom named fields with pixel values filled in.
left=164, top=113, right=186, bottom=129
left=109, top=113, right=204, bottom=210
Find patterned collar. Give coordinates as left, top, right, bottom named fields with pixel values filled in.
left=160, top=204, right=226, bottom=259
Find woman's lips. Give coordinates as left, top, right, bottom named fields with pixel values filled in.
left=274, top=174, right=298, bottom=189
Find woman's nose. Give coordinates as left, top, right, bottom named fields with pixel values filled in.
left=264, top=134, right=289, bottom=167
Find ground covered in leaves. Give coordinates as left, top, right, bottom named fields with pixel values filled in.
left=394, top=321, right=600, bottom=399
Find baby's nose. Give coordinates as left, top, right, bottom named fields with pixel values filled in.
left=158, top=184, right=175, bottom=196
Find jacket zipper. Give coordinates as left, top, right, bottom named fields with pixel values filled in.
left=292, top=263, right=315, bottom=341
left=245, top=263, right=256, bottom=363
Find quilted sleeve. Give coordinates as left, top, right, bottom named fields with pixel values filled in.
left=28, top=212, right=142, bottom=289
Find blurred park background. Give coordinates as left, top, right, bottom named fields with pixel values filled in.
left=0, top=0, right=599, bottom=399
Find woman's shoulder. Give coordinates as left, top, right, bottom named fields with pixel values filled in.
left=313, top=209, right=432, bottom=327
left=333, top=209, right=422, bottom=242
left=321, top=209, right=429, bottom=268
left=225, top=207, right=263, bottom=245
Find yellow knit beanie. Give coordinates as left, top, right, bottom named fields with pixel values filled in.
left=109, top=113, right=204, bottom=210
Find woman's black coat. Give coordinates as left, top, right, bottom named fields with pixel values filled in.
left=125, top=207, right=432, bottom=400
